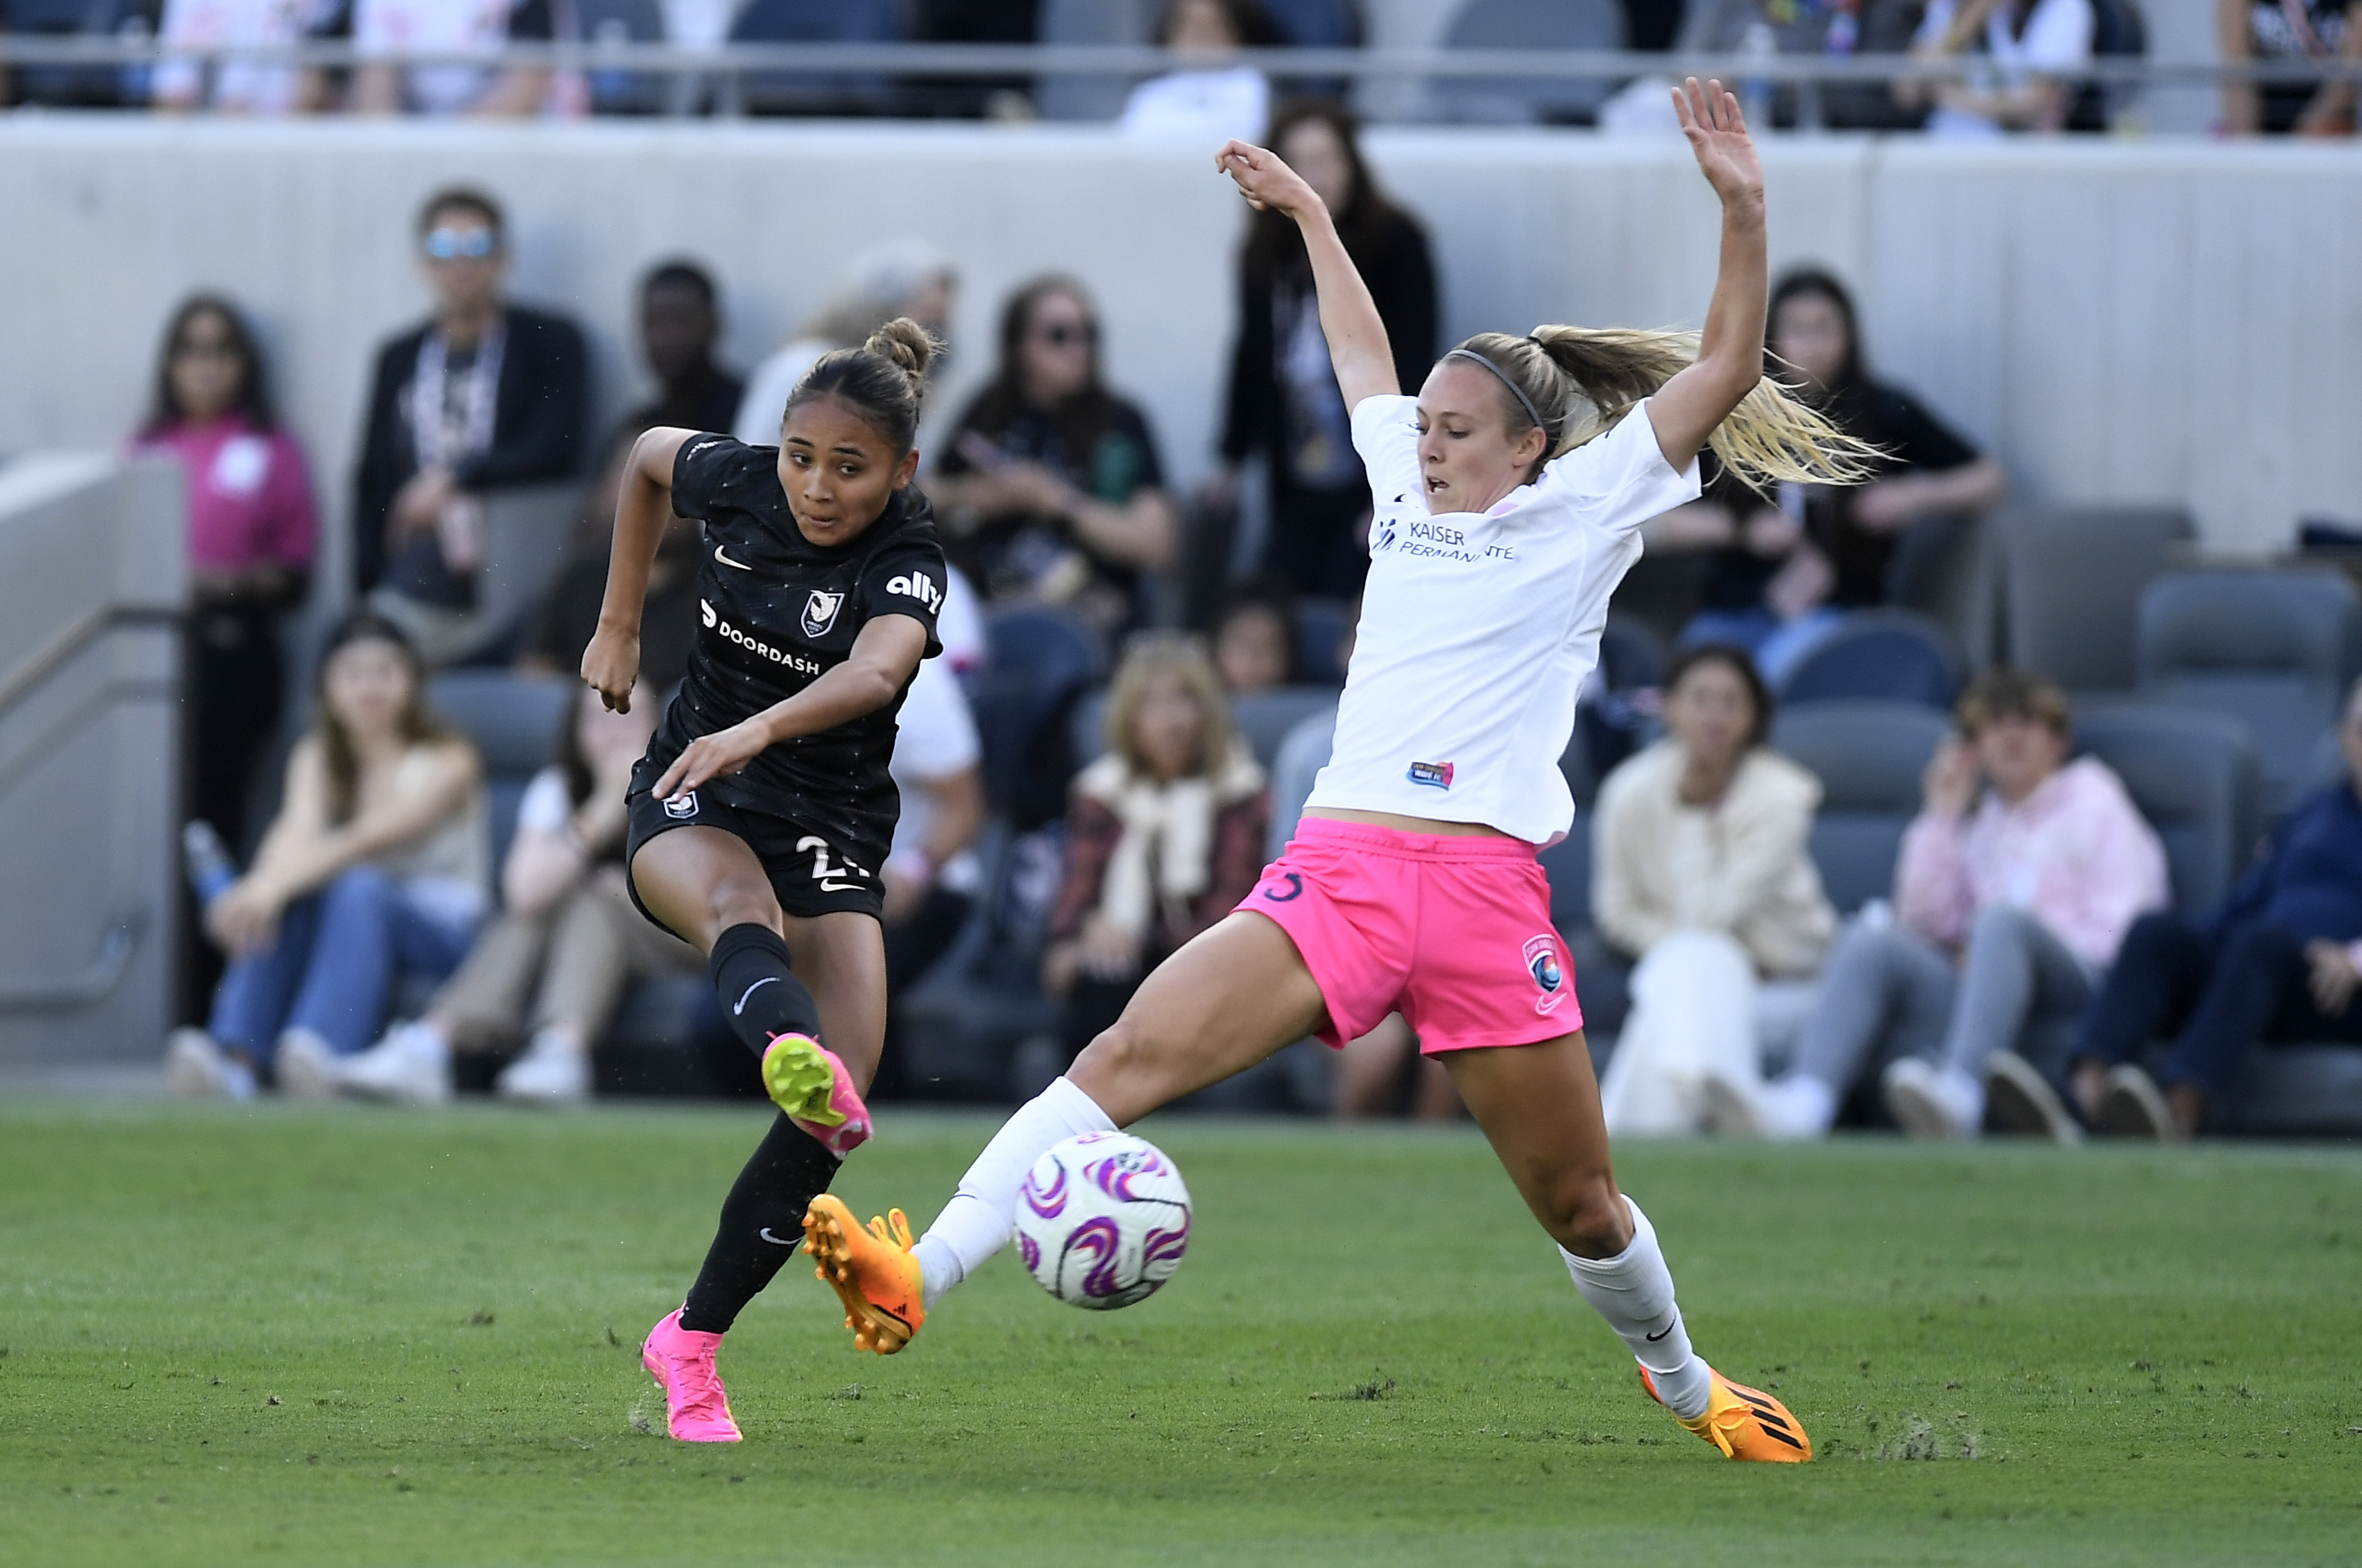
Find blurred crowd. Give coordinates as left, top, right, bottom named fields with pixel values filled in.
left=139, top=82, right=2362, bottom=1138
left=3, top=0, right=2357, bottom=139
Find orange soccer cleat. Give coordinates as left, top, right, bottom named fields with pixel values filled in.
left=1641, top=1363, right=1813, bottom=1462
left=803, top=1194, right=926, bottom=1355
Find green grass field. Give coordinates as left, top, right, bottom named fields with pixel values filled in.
left=1, top=1101, right=2358, bottom=1567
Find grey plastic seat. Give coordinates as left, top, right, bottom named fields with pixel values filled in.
left=573, top=0, right=667, bottom=114
left=1774, top=609, right=1965, bottom=711
left=1034, top=0, right=1158, bottom=120
left=2135, top=569, right=2361, bottom=818
left=426, top=671, right=572, bottom=874
left=2073, top=704, right=2260, bottom=920
left=1435, top=0, right=1623, bottom=125
left=1265, top=703, right=1340, bottom=860
left=1996, top=503, right=2193, bottom=693
left=1770, top=701, right=1954, bottom=913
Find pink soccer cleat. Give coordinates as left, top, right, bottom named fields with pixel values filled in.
left=760, top=1033, right=873, bottom=1157
left=640, top=1308, right=742, bottom=1442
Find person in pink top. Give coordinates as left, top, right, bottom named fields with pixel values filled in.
left=1709, top=669, right=2167, bottom=1139
left=135, top=295, right=318, bottom=850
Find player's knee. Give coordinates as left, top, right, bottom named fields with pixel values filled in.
left=1551, top=1173, right=1633, bottom=1258
left=1074, top=1015, right=1150, bottom=1083
left=705, top=880, right=781, bottom=938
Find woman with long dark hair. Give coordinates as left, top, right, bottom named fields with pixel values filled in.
left=1662, top=266, right=2007, bottom=680
left=135, top=295, right=318, bottom=850
left=930, top=277, right=1177, bottom=636
left=1215, top=98, right=1436, bottom=598
left=165, top=612, right=488, bottom=1101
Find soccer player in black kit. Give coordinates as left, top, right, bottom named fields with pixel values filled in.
left=580, top=320, right=948, bottom=1443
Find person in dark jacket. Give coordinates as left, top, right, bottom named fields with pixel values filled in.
left=1988, top=677, right=2362, bottom=1141
left=624, top=259, right=744, bottom=437
left=354, top=186, right=587, bottom=666
left=1212, top=97, right=1437, bottom=599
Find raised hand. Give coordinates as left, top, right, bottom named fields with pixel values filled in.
left=1214, top=139, right=1323, bottom=221
left=1671, top=76, right=1763, bottom=211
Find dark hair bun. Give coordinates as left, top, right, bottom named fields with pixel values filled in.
left=862, top=317, right=939, bottom=405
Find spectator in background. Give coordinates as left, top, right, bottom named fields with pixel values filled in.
left=1592, top=646, right=1837, bottom=1135
left=1210, top=573, right=1298, bottom=695
left=932, top=276, right=1178, bottom=636
left=152, top=0, right=336, bottom=112
left=1043, top=635, right=1267, bottom=1069
left=134, top=296, right=318, bottom=852
left=517, top=424, right=702, bottom=695
left=1709, top=670, right=2166, bottom=1140
left=1120, top=0, right=1274, bottom=141
left=625, top=261, right=744, bottom=437
left=351, top=0, right=557, bottom=115
left=1, top=0, right=153, bottom=107
left=2032, top=677, right=2362, bottom=1140
left=734, top=241, right=957, bottom=447
left=1900, top=0, right=2094, bottom=135
left=331, top=685, right=701, bottom=1105
left=164, top=612, right=489, bottom=1101
left=1657, top=268, right=2005, bottom=682
left=2218, top=0, right=2360, bottom=135
left=1213, top=98, right=1436, bottom=599
left=354, top=187, right=586, bottom=667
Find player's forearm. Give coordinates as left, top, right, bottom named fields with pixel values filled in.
left=1299, top=209, right=1398, bottom=406
left=596, top=448, right=671, bottom=636
left=749, top=663, right=905, bottom=747
left=1694, top=196, right=1769, bottom=407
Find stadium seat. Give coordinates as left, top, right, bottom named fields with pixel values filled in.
left=2223, top=1044, right=2362, bottom=1137
left=970, top=605, right=1105, bottom=832
left=1435, top=0, right=1624, bottom=125
left=1034, top=0, right=1158, bottom=120
left=1995, top=503, right=2193, bottom=693
left=2135, top=569, right=2361, bottom=818
left=3, top=0, right=150, bottom=107
left=425, top=671, right=572, bottom=875
left=1770, top=701, right=1953, bottom=913
left=726, top=0, right=904, bottom=115
left=1292, top=596, right=1354, bottom=684
left=1265, top=703, right=1340, bottom=859
left=572, top=0, right=668, bottom=115
left=2073, top=704, right=2261, bottom=921
left=1774, top=610, right=1963, bottom=710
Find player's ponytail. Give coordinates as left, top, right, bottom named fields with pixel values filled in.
left=1454, top=327, right=1879, bottom=491
left=785, top=315, right=940, bottom=456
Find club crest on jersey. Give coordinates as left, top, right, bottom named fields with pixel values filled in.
left=1523, top=933, right=1566, bottom=1013
left=801, top=589, right=845, bottom=638
left=1407, top=759, right=1454, bottom=790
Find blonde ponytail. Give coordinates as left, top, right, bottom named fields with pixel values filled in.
left=1457, top=327, right=1881, bottom=490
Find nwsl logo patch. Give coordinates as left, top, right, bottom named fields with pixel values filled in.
left=1523, top=933, right=1566, bottom=1015
left=1407, top=760, right=1454, bottom=790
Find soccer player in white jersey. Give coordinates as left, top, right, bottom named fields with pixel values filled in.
left=804, top=80, right=1874, bottom=1463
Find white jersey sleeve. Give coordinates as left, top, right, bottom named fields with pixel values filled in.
left=1534, top=405, right=1704, bottom=538
left=1349, top=394, right=1425, bottom=512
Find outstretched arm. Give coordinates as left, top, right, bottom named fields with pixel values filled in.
left=582, top=427, right=696, bottom=713
left=1647, top=78, right=1769, bottom=476
left=1215, top=141, right=1398, bottom=408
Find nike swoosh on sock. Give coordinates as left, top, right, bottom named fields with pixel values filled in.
left=735, top=976, right=780, bottom=1016
left=758, top=1227, right=796, bottom=1246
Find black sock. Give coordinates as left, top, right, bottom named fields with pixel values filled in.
left=678, top=1113, right=842, bottom=1334
left=708, top=921, right=822, bottom=1059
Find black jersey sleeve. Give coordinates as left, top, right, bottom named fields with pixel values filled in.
left=855, top=536, right=948, bottom=660
left=669, top=433, right=765, bottom=522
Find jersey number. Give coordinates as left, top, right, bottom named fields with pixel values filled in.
left=798, top=835, right=869, bottom=891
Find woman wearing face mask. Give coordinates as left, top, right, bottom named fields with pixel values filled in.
left=165, top=612, right=488, bottom=1101
left=579, top=321, right=950, bottom=1446
left=1592, top=646, right=1836, bottom=1137
left=1658, top=268, right=2007, bottom=682
left=1214, top=98, right=1437, bottom=599
left=805, top=82, right=1876, bottom=1467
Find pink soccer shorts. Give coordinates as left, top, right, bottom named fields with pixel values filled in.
left=1236, top=816, right=1582, bottom=1056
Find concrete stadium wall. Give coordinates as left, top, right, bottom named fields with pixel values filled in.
left=0, top=117, right=2357, bottom=605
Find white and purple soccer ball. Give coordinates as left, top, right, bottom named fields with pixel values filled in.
left=1011, top=1131, right=1192, bottom=1310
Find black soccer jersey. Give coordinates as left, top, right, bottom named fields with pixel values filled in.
left=646, top=433, right=948, bottom=875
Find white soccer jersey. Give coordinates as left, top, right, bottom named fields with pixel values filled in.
left=1302, top=393, right=1700, bottom=845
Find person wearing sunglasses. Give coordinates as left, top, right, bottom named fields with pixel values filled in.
left=930, top=275, right=1178, bottom=638
left=352, top=186, right=586, bottom=666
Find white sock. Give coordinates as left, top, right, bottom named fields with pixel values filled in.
left=1559, top=1198, right=1713, bottom=1420
left=910, top=1076, right=1116, bottom=1311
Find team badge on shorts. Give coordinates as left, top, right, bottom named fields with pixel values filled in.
left=1523, top=933, right=1566, bottom=1015
left=802, top=589, right=845, bottom=638
left=663, top=791, right=699, bottom=820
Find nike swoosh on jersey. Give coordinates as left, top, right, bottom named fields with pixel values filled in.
left=734, top=976, right=780, bottom=1015
left=714, top=545, right=753, bottom=571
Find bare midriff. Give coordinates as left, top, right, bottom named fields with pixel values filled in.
left=1302, top=807, right=1512, bottom=838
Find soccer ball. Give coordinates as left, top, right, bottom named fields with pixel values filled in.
left=1011, top=1131, right=1192, bottom=1309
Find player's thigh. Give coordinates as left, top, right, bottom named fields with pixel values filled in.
left=627, top=826, right=783, bottom=951
left=1440, top=1033, right=1632, bottom=1258
left=780, top=911, right=888, bottom=1093
left=1068, top=911, right=1328, bottom=1126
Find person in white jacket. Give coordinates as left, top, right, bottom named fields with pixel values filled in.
left=1593, top=644, right=1837, bottom=1134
